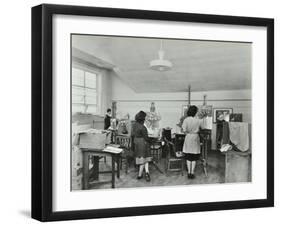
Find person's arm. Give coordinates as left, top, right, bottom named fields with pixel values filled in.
left=199, top=118, right=205, bottom=130
left=182, top=118, right=188, bottom=134
left=104, top=116, right=108, bottom=130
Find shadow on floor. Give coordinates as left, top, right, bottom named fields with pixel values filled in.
left=18, top=210, right=31, bottom=218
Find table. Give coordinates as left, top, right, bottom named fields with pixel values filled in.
left=223, top=149, right=251, bottom=183
left=80, top=148, right=121, bottom=189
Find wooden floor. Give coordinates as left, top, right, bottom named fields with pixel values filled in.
left=87, top=149, right=226, bottom=190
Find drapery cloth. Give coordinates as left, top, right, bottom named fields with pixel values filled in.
left=182, top=117, right=203, bottom=154
left=221, top=121, right=230, bottom=145
left=229, top=122, right=249, bottom=152
left=220, top=122, right=249, bottom=152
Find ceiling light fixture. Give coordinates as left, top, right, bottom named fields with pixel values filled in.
left=150, top=40, right=172, bottom=71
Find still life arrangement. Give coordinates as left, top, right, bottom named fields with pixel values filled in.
left=145, top=102, right=161, bottom=136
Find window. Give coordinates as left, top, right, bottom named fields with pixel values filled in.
left=72, top=67, right=98, bottom=114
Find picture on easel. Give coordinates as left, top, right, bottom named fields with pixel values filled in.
left=182, top=105, right=212, bottom=118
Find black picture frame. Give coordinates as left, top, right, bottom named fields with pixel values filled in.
left=32, top=4, right=274, bottom=222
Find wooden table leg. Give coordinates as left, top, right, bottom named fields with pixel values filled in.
left=82, top=152, right=89, bottom=190
left=204, top=142, right=207, bottom=177
left=116, top=155, right=120, bottom=179
left=92, top=156, right=99, bottom=180
left=225, top=152, right=228, bottom=183
left=202, top=159, right=208, bottom=177
left=181, top=159, right=184, bottom=176
left=111, top=155, right=115, bottom=188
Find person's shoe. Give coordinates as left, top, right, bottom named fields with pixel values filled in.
left=145, top=173, right=151, bottom=182
left=190, top=174, right=195, bottom=179
left=187, top=174, right=192, bottom=179
left=137, top=174, right=143, bottom=180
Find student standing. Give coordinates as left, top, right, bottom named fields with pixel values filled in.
left=182, top=105, right=203, bottom=179
left=104, top=108, right=112, bottom=130
left=132, top=111, right=152, bottom=182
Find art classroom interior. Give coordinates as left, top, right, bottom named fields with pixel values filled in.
left=71, top=34, right=252, bottom=190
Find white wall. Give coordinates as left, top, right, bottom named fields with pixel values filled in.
left=111, top=73, right=251, bottom=147
left=99, top=69, right=112, bottom=115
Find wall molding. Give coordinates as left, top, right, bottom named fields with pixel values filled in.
left=113, top=99, right=252, bottom=102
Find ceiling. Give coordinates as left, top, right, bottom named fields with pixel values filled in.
left=72, top=35, right=252, bottom=93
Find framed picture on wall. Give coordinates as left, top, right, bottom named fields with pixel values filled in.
left=32, top=4, right=274, bottom=222
left=213, top=108, right=233, bottom=123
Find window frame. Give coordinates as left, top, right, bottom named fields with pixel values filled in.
left=71, top=63, right=100, bottom=114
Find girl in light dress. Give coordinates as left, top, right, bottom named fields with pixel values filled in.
left=182, top=105, right=204, bottom=179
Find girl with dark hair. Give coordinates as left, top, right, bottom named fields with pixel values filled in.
left=182, top=105, right=203, bottom=179
left=131, top=111, right=152, bottom=182
left=104, top=108, right=112, bottom=130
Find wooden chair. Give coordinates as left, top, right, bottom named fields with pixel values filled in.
left=115, top=135, right=133, bottom=174
left=149, top=138, right=162, bottom=163
left=163, top=137, right=184, bottom=175
left=199, top=129, right=212, bottom=177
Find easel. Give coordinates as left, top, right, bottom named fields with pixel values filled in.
left=187, top=86, right=209, bottom=177
left=199, top=94, right=209, bottom=177
left=148, top=137, right=164, bottom=174
left=187, top=85, right=191, bottom=107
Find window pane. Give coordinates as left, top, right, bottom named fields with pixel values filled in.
left=72, top=95, right=84, bottom=104
left=85, top=88, right=96, bottom=97
left=85, top=96, right=96, bottom=105
left=72, top=104, right=85, bottom=113
left=72, top=86, right=85, bottom=96
left=71, top=67, right=98, bottom=114
left=85, top=72, right=96, bottom=88
left=72, top=68, right=84, bottom=86
left=87, top=105, right=97, bottom=113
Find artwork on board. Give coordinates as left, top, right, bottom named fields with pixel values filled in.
left=182, top=105, right=212, bottom=118
left=197, top=105, right=213, bottom=130
left=230, top=113, right=243, bottom=122
left=177, top=105, right=190, bottom=129
left=181, top=105, right=189, bottom=117
left=197, top=105, right=213, bottom=118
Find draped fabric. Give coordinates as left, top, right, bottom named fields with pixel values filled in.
left=222, top=121, right=230, bottom=145
left=229, top=122, right=249, bottom=152
left=219, top=122, right=249, bottom=152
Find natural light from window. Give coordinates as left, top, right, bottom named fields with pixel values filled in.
left=72, top=67, right=98, bottom=114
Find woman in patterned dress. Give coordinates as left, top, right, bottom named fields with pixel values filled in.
left=132, top=111, right=152, bottom=182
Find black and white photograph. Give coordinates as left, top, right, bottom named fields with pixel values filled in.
left=71, top=34, right=252, bottom=190
left=29, top=2, right=274, bottom=222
